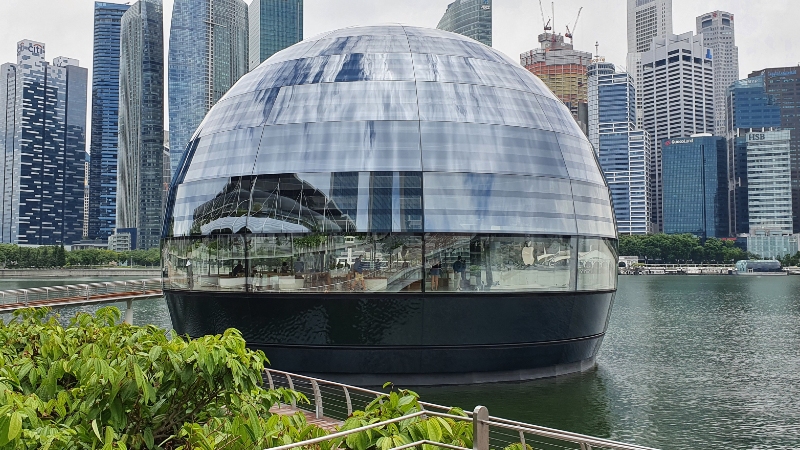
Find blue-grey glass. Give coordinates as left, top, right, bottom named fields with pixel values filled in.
left=402, top=25, right=474, bottom=41
left=412, top=53, right=535, bottom=94
left=193, top=88, right=280, bottom=138
left=182, top=128, right=263, bottom=183
left=310, top=35, right=410, bottom=57
left=537, top=96, right=586, bottom=137
left=423, top=173, right=578, bottom=234
left=252, top=122, right=422, bottom=174
left=571, top=180, right=616, bottom=238
left=260, top=39, right=319, bottom=66
left=577, top=237, right=617, bottom=291
left=407, top=35, right=507, bottom=64
left=323, top=26, right=409, bottom=39
left=169, top=177, right=243, bottom=237
left=416, top=82, right=554, bottom=130
left=267, top=81, right=419, bottom=125
left=420, top=122, right=568, bottom=177
left=556, top=133, right=607, bottom=185
left=226, top=53, right=416, bottom=97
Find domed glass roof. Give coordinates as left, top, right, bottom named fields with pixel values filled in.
left=165, top=24, right=615, bottom=239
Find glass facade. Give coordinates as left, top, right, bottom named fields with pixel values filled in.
left=117, top=0, right=164, bottom=250
left=0, top=42, right=87, bottom=245
left=163, top=25, right=617, bottom=296
left=662, top=136, right=729, bottom=238
left=436, top=0, right=492, bottom=47
left=168, top=0, right=248, bottom=177
left=248, top=0, right=303, bottom=71
left=89, top=2, right=129, bottom=240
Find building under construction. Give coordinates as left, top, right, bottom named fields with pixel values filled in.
left=521, top=32, right=592, bottom=134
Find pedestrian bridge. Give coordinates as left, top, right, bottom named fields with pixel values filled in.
left=0, top=278, right=162, bottom=322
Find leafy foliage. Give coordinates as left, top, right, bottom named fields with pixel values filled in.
left=0, top=307, right=325, bottom=449
left=618, top=234, right=752, bottom=264
left=0, top=244, right=160, bottom=268
left=779, top=251, right=800, bottom=267
left=336, top=385, right=472, bottom=450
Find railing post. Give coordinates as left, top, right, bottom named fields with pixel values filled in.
left=518, top=431, right=526, bottom=450
left=124, top=299, right=134, bottom=325
left=579, top=444, right=592, bottom=450
left=473, top=405, right=489, bottom=450
left=311, top=379, right=323, bottom=419
left=343, top=386, right=353, bottom=416
left=286, top=374, right=296, bottom=408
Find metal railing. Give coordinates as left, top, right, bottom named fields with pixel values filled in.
left=264, top=369, right=660, bottom=450
left=0, top=278, right=163, bottom=306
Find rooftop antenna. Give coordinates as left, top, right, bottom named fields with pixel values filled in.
left=595, top=41, right=599, bottom=57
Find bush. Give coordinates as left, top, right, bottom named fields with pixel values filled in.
left=0, top=307, right=327, bottom=449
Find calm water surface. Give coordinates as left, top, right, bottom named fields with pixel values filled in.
left=2, top=275, right=798, bottom=449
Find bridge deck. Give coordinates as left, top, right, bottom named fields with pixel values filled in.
left=269, top=405, right=343, bottom=432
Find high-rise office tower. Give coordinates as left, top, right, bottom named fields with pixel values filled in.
left=662, top=135, right=728, bottom=238
left=626, top=0, right=673, bottom=127
left=0, top=41, right=87, bottom=245
left=521, top=33, right=592, bottom=133
left=117, top=0, right=164, bottom=250
left=697, top=11, right=738, bottom=137
left=726, top=75, right=782, bottom=235
left=168, top=0, right=248, bottom=176
left=749, top=67, right=800, bottom=233
left=249, top=0, right=303, bottom=70
left=744, top=129, right=796, bottom=258
left=640, top=32, right=714, bottom=232
left=588, top=60, right=652, bottom=235
left=88, top=1, right=129, bottom=241
left=436, top=0, right=492, bottom=47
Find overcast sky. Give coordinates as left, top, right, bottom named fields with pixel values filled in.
left=1, top=0, right=798, bottom=121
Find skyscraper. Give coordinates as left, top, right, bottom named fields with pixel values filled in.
left=588, top=60, right=652, bottom=235
left=697, top=11, right=738, bottom=137
left=640, top=32, right=714, bottom=232
left=725, top=75, right=781, bottom=235
left=746, top=130, right=793, bottom=234
left=249, top=0, right=303, bottom=70
left=662, top=135, right=728, bottom=238
left=88, top=1, right=129, bottom=241
left=749, top=67, right=800, bottom=233
left=626, top=0, right=673, bottom=127
left=436, top=0, right=492, bottom=47
left=117, top=0, right=164, bottom=250
left=521, top=33, right=592, bottom=133
left=0, top=41, right=87, bottom=245
left=168, top=0, right=248, bottom=176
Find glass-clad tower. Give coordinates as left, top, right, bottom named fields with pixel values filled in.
left=436, top=0, right=492, bottom=47
left=168, top=0, right=248, bottom=177
left=162, top=25, right=618, bottom=384
left=248, top=0, right=303, bottom=71
left=117, top=0, right=164, bottom=250
left=662, top=136, right=729, bottom=238
left=89, top=2, right=129, bottom=241
left=0, top=42, right=87, bottom=245
left=588, top=61, right=652, bottom=235
left=726, top=75, right=781, bottom=235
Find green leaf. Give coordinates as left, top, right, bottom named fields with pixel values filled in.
left=426, top=418, right=442, bottom=442
left=7, top=412, right=21, bottom=442
left=143, top=428, right=154, bottom=449
left=92, top=419, right=102, bottom=441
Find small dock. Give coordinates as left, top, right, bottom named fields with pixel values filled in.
left=269, top=404, right=342, bottom=432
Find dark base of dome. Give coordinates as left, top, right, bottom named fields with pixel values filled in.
left=165, top=290, right=614, bottom=385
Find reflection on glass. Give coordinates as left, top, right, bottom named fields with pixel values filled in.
left=577, top=237, right=618, bottom=291
left=424, top=234, right=576, bottom=292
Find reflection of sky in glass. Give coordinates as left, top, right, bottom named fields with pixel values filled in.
left=165, top=25, right=614, bottom=240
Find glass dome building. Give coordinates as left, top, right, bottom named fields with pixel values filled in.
left=163, top=24, right=617, bottom=384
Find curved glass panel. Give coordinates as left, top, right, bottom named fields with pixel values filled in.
left=310, top=35, right=410, bottom=57
left=420, top=122, right=568, bottom=177
left=416, top=82, right=554, bottom=131
left=163, top=233, right=613, bottom=293
left=412, top=54, right=535, bottom=94
left=536, top=96, right=587, bottom=137
left=571, top=180, right=616, bottom=238
left=182, top=128, right=263, bottom=183
left=226, top=53, right=416, bottom=97
left=193, top=88, right=280, bottom=138
left=407, top=35, right=508, bottom=65
left=252, top=121, right=423, bottom=174
left=577, top=237, right=617, bottom=291
left=556, top=133, right=607, bottom=185
left=423, top=173, right=578, bottom=235
left=267, top=81, right=420, bottom=125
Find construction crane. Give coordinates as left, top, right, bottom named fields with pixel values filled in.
left=538, top=0, right=552, bottom=32
left=565, top=6, right=583, bottom=43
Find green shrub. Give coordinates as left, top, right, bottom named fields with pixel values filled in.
left=0, top=307, right=327, bottom=450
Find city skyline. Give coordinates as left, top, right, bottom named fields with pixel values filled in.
left=0, top=0, right=797, bottom=143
